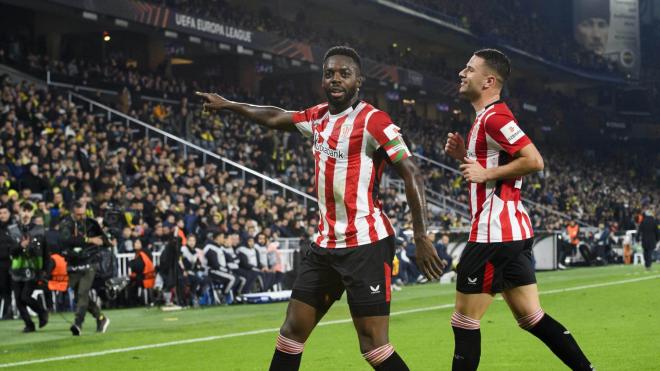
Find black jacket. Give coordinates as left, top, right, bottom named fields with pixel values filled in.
left=59, top=216, right=107, bottom=269
left=638, top=216, right=659, bottom=249
left=7, top=221, right=50, bottom=273
left=0, top=221, right=18, bottom=269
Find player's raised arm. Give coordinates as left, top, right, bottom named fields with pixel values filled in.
left=391, top=157, right=446, bottom=280
left=195, top=92, right=296, bottom=131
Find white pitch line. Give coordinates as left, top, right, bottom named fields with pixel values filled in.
left=1, top=274, right=657, bottom=368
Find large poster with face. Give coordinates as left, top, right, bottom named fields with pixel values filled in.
left=573, top=0, right=640, bottom=78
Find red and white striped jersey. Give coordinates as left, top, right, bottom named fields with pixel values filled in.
left=292, top=101, right=411, bottom=248
left=466, top=101, right=534, bottom=243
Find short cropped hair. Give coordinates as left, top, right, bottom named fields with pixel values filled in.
left=474, top=48, right=511, bottom=83
left=323, top=46, right=362, bottom=71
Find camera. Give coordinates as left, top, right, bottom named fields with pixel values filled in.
left=103, top=203, right=125, bottom=238
left=104, top=276, right=130, bottom=300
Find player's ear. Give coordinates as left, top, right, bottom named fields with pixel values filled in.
left=484, top=75, right=496, bottom=89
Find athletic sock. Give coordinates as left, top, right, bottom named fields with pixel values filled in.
left=451, top=312, right=481, bottom=371
left=269, top=333, right=304, bottom=371
left=363, top=344, right=409, bottom=370
left=522, top=310, right=594, bottom=371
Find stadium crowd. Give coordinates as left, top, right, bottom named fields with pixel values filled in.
left=0, top=30, right=657, bottom=324
left=0, top=74, right=313, bottom=314
left=4, top=41, right=655, bottom=232
left=5, top=35, right=657, bottom=230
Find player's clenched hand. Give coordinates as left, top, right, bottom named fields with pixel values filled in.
left=460, top=157, right=489, bottom=183
left=444, top=132, right=466, bottom=162
left=414, top=236, right=446, bottom=280
left=195, top=91, right=232, bottom=112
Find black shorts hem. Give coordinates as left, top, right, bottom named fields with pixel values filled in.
left=456, top=287, right=498, bottom=295
left=290, top=288, right=337, bottom=313
left=502, top=279, right=538, bottom=291
left=349, top=302, right=390, bottom=317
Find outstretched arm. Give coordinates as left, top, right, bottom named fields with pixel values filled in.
left=391, top=157, right=446, bottom=280
left=196, top=92, right=296, bottom=131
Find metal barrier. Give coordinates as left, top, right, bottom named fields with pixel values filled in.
left=65, top=91, right=317, bottom=209
left=414, top=153, right=596, bottom=228
left=382, top=175, right=471, bottom=222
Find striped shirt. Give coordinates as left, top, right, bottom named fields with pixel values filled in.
left=466, top=101, right=534, bottom=243
left=293, top=101, right=411, bottom=248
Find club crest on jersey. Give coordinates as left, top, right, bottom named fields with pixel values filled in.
left=500, top=121, right=525, bottom=144
left=339, top=124, right=353, bottom=140
left=313, top=132, right=345, bottom=159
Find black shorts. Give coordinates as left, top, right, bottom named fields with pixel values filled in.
left=291, top=236, right=395, bottom=317
left=456, top=238, right=536, bottom=294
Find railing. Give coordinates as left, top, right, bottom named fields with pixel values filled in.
left=382, top=175, right=471, bottom=222
left=66, top=91, right=317, bottom=209
left=48, top=71, right=181, bottom=105
left=427, top=188, right=470, bottom=218
left=370, top=0, right=471, bottom=35
left=414, top=154, right=596, bottom=228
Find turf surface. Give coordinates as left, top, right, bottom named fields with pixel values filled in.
left=0, top=265, right=658, bottom=370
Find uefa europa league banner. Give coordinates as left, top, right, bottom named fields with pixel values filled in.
left=47, top=0, right=469, bottom=89
left=573, top=0, right=640, bottom=78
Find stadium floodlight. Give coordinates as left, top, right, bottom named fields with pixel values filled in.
left=102, top=31, right=111, bottom=42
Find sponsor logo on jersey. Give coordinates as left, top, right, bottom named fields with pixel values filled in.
left=500, top=120, right=525, bottom=144
left=370, top=284, right=381, bottom=294
left=383, top=124, right=401, bottom=141
left=314, top=132, right=345, bottom=159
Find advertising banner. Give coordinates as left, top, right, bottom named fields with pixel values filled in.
left=573, top=0, right=640, bottom=77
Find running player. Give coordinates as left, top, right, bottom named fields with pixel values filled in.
left=445, top=49, right=594, bottom=370
left=197, top=46, right=445, bottom=371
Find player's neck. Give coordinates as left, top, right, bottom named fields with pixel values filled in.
left=329, top=95, right=360, bottom=115
left=471, top=93, right=501, bottom=114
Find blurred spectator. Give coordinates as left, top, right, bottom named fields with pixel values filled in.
left=203, top=232, right=243, bottom=303
left=128, top=239, right=155, bottom=304
left=180, top=235, right=210, bottom=307
left=433, top=233, right=453, bottom=270
left=0, top=203, right=15, bottom=320
left=637, top=209, right=658, bottom=270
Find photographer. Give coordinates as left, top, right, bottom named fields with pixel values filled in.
left=7, top=202, right=49, bottom=332
left=59, top=202, right=110, bottom=336
left=0, top=204, right=16, bottom=321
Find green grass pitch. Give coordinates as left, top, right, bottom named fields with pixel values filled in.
left=1, top=265, right=658, bottom=370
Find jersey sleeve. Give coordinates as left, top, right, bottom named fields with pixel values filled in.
left=484, top=113, right=532, bottom=155
left=291, top=107, right=315, bottom=138
left=366, top=110, right=412, bottom=163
